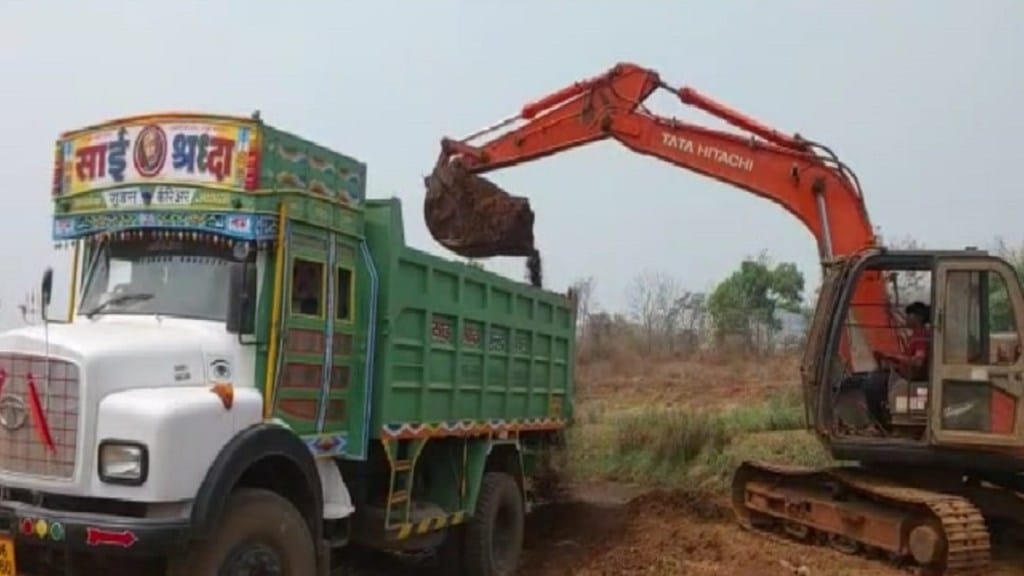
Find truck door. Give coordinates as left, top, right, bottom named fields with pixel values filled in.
left=273, top=225, right=371, bottom=459
left=275, top=224, right=332, bottom=437
left=931, top=257, right=1024, bottom=447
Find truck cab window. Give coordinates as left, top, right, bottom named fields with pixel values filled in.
left=291, top=258, right=324, bottom=317
left=336, top=267, right=353, bottom=322
left=78, top=237, right=244, bottom=322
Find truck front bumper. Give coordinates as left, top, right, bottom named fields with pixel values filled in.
left=0, top=500, right=191, bottom=556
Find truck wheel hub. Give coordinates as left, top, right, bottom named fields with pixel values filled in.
left=220, top=542, right=283, bottom=576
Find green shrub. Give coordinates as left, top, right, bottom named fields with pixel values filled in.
left=615, top=409, right=732, bottom=465
left=720, top=389, right=805, bottom=434
left=569, top=390, right=830, bottom=492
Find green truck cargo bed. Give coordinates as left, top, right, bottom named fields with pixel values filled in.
left=363, top=199, right=575, bottom=436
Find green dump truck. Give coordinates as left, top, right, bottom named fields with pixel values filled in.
left=0, top=112, right=575, bottom=575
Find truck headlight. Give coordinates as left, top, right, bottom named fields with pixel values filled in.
left=98, top=440, right=148, bottom=485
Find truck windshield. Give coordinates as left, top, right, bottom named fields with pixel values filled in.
left=79, top=236, right=247, bottom=321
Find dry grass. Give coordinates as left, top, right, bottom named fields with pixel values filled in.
left=576, top=348, right=800, bottom=408
left=563, top=345, right=831, bottom=494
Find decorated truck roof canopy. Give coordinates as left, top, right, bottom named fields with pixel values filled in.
left=51, top=112, right=368, bottom=241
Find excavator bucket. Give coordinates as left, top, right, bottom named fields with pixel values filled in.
left=424, top=154, right=544, bottom=286
left=424, top=155, right=537, bottom=258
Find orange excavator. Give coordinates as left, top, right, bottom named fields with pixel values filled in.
left=425, top=62, right=1024, bottom=575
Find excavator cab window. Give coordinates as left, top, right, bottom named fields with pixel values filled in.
left=824, top=254, right=936, bottom=441
left=940, top=270, right=1020, bottom=367
left=930, top=258, right=1024, bottom=446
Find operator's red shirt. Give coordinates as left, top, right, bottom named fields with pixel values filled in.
left=900, top=326, right=932, bottom=379
left=906, top=326, right=931, bottom=358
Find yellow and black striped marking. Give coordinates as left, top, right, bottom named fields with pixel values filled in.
left=394, top=511, right=467, bottom=540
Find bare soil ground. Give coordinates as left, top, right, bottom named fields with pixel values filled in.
left=523, top=482, right=1024, bottom=576
left=339, top=481, right=1024, bottom=576
left=519, top=482, right=902, bottom=576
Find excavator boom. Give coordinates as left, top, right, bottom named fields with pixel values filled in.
left=425, top=62, right=897, bottom=359
left=424, top=62, right=875, bottom=261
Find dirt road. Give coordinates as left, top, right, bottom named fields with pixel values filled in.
left=337, top=481, right=1024, bottom=576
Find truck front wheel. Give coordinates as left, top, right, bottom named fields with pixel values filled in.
left=168, top=488, right=316, bottom=576
left=463, top=472, right=525, bottom=576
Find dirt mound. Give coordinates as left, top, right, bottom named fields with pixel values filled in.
left=559, top=491, right=732, bottom=575
left=627, top=489, right=731, bottom=523
left=519, top=488, right=735, bottom=575
left=523, top=485, right=906, bottom=576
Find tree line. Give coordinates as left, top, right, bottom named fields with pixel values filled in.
left=570, top=251, right=808, bottom=362
left=568, top=235, right=1024, bottom=363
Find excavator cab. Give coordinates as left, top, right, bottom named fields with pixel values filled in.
left=739, top=246, right=1021, bottom=574
left=805, top=248, right=1024, bottom=457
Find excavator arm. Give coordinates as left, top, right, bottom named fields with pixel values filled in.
left=425, top=62, right=875, bottom=260
left=424, top=62, right=898, bottom=358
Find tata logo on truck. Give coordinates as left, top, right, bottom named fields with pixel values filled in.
left=0, top=394, right=27, bottom=432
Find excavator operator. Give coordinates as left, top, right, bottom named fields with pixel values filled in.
left=876, top=301, right=932, bottom=380
left=864, top=301, right=932, bottom=430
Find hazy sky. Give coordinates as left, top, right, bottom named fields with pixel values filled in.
left=1, top=1, right=1022, bottom=329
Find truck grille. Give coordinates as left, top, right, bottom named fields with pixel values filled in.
left=0, top=354, right=79, bottom=479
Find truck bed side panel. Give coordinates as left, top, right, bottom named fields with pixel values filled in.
left=363, top=199, right=575, bottom=436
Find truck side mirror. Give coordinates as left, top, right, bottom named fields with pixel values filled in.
left=226, top=262, right=257, bottom=335
left=40, top=267, right=53, bottom=321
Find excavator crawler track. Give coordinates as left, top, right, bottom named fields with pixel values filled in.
left=732, top=461, right=991, bottom=576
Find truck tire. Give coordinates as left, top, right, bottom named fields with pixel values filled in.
left=436, top=524, right=466, bottom=576
left=463, top=472, right=524, bottom=576
left=168, top=488, right=317, bottom=576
